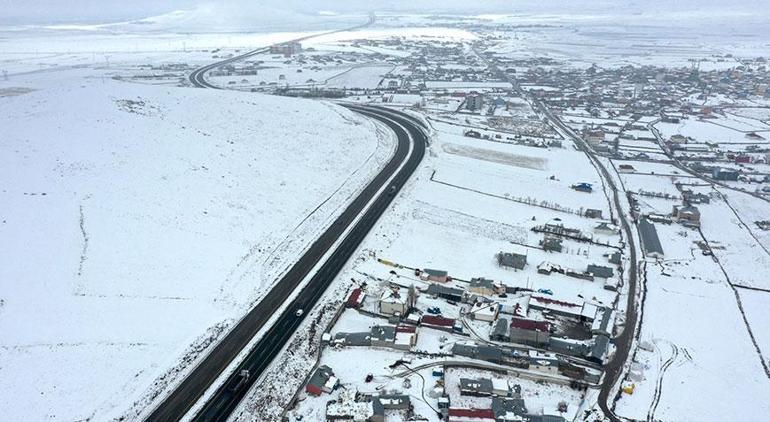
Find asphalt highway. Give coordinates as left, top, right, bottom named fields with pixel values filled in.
left=191, top=106, right=426, bottom=421
left=188, top=16, right=373, bottom=90
left=149, top=52, right=428, bottom=421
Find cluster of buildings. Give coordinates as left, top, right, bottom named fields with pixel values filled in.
left=316, top=368, right=574, bottom=422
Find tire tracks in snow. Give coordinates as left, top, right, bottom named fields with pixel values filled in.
left=647, top=341, right=679, bottom=422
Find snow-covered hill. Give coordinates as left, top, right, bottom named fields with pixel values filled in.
left=0, top=77, right=393, bottom=420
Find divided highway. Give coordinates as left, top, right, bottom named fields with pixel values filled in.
left=147, top=20, right=428, bottom=421
left=189, top=16, right=373, bottom=90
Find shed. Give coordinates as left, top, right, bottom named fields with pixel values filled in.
left=421, top=315, right=457, bottom=332
left=425, top=283, right=464, bottom=302
left=346, top=288, right=365, bottom=308
left=587, top=264, right=614, bottom=279
left=421, top=268, right=449, bottom=283
left=584, top=209, right=603, bottom=219
left=638, top=218, right=664, bottom=258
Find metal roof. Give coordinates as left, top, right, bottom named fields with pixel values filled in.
left=639, top=218, right=664, bottom=257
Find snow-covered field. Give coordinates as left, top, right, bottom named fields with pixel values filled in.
left=614, top=230, right=770, bottom=420
left=0, top=71, right=393, bottom=420
left=613, top=169, right=770, bottom=421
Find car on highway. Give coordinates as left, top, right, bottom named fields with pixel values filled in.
left=228, top=370, right=250, bottom=392
left=295, top=309, right=304, bottom=317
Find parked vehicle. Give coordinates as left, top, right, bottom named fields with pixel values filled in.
left=537, top=288, right=554, bottom=295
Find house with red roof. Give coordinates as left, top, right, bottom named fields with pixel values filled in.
left=509, top=317, right=551, bottom=347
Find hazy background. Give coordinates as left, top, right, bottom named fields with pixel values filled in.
left=1, top=0, right=767, bottom=24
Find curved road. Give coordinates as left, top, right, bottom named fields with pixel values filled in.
left=146, top=23, right=428, bottom=421
left=189, top=16, right=373, bottom=90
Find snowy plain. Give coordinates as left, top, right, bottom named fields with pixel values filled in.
left=0, top=68, right=393, bottom=420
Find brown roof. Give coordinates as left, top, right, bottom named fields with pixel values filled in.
left=509, top=317, right=550, bottom=333
left=421, top=315, right=455, bottom=327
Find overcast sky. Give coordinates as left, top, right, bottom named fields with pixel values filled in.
left=1, top=0, right=765, bottom=24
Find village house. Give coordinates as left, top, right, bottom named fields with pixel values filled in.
left=540, top=236, right=563, bottom=253
left=425, top=283, right=464, bottom=302
left=587, top=334, right=611, bottom=364
left=327, top=391, right=413, bottom=422
left=345, top=288, right=365, bottom=309
left=460, top=378, right=494, bottom=397
left=497, top=251, right=527, bottom=270
left=591, top=307, right=614, bottom=337
left=528, top=350, right=559, bottom=374
left=371, top=394, right=412, bottom=422
left=584, top=208, right=603, bottom=219
left=492, top=396, right=528, bottom=422
left=469, top=300, right=500, bottom=322
left=394, top=324, right=419, bottom=350
left=369, top=325, right=397, bottom=349
left=452, top=342, right=503, bottom=365
left=672, top=204, right=701, bottom=227
left=448, top=408, right=496, bottom=422
left=491, top=379, right=515, bottom=397
left=305, top=365, right=338, bottom=396
left=528, top=296, right=599, bottom=322
left=325, top=389, right=373, bottom=421
left=537, top=261, right=565, bottom=275
left=587, top=264, right=614, bottom=280
left=509, top=317, right=551, bottom=347
left=491, top=317, right=510, bottom=342
left=333, top=325, right=417, bottom=351
left=584, top=128, right=605, bottom=146
left=548, top=337, right=591, bottom=357
left=593, top=222, right=618, bottom=236
left=421, top=315, right=461, bottom=333
left=420, top=268, right=449, bottom=283
left=712, top=167, right=739, bottom=181
left=681, top=189, right=710, bottom=204
left=469, top=277, right=502, bottom=296
left=379, top=286, right=416, bottom=316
